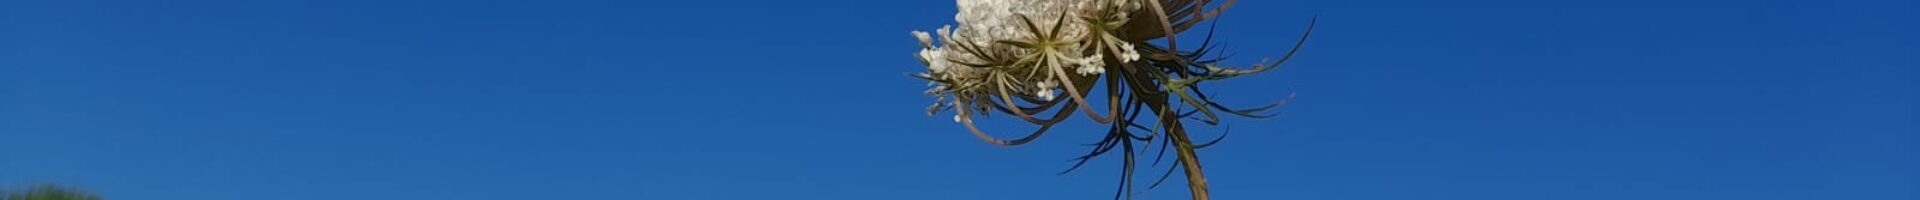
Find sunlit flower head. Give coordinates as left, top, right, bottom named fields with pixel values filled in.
left=914, top=0, right=1150, bottom=122
left=904, top=1, right=1316, bottom=199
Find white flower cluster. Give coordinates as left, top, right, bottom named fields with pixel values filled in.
left=915, top=0, right=1145, bottom=123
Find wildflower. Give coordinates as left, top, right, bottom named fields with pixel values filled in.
left=1035, top=80, right=1059, bottom=101
left=912, top=30, right=935, bottom=48
left=906, top=1, right=1316, bottom=200
left=1076, top=51, right=1107, bottom=75
left=1115, top=42, right=1140, bottom=62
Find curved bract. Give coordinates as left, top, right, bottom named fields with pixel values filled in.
left=909, top=1, right=1313, bottom=200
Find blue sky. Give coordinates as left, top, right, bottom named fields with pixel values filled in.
left=3, top=0, right=1914, bottom=199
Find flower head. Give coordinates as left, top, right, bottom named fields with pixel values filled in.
left=905, top=1, right=1318, bottom=200
left=916, top=0, right=1144, bottom=118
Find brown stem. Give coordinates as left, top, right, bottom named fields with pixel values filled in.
left=1151, top=97, right=1210, bottom=200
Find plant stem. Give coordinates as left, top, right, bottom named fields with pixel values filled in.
left=1153, top=99, right=1210, bottom=200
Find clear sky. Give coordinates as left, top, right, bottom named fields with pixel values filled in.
left=3, top=0, right=1914, bottom=199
